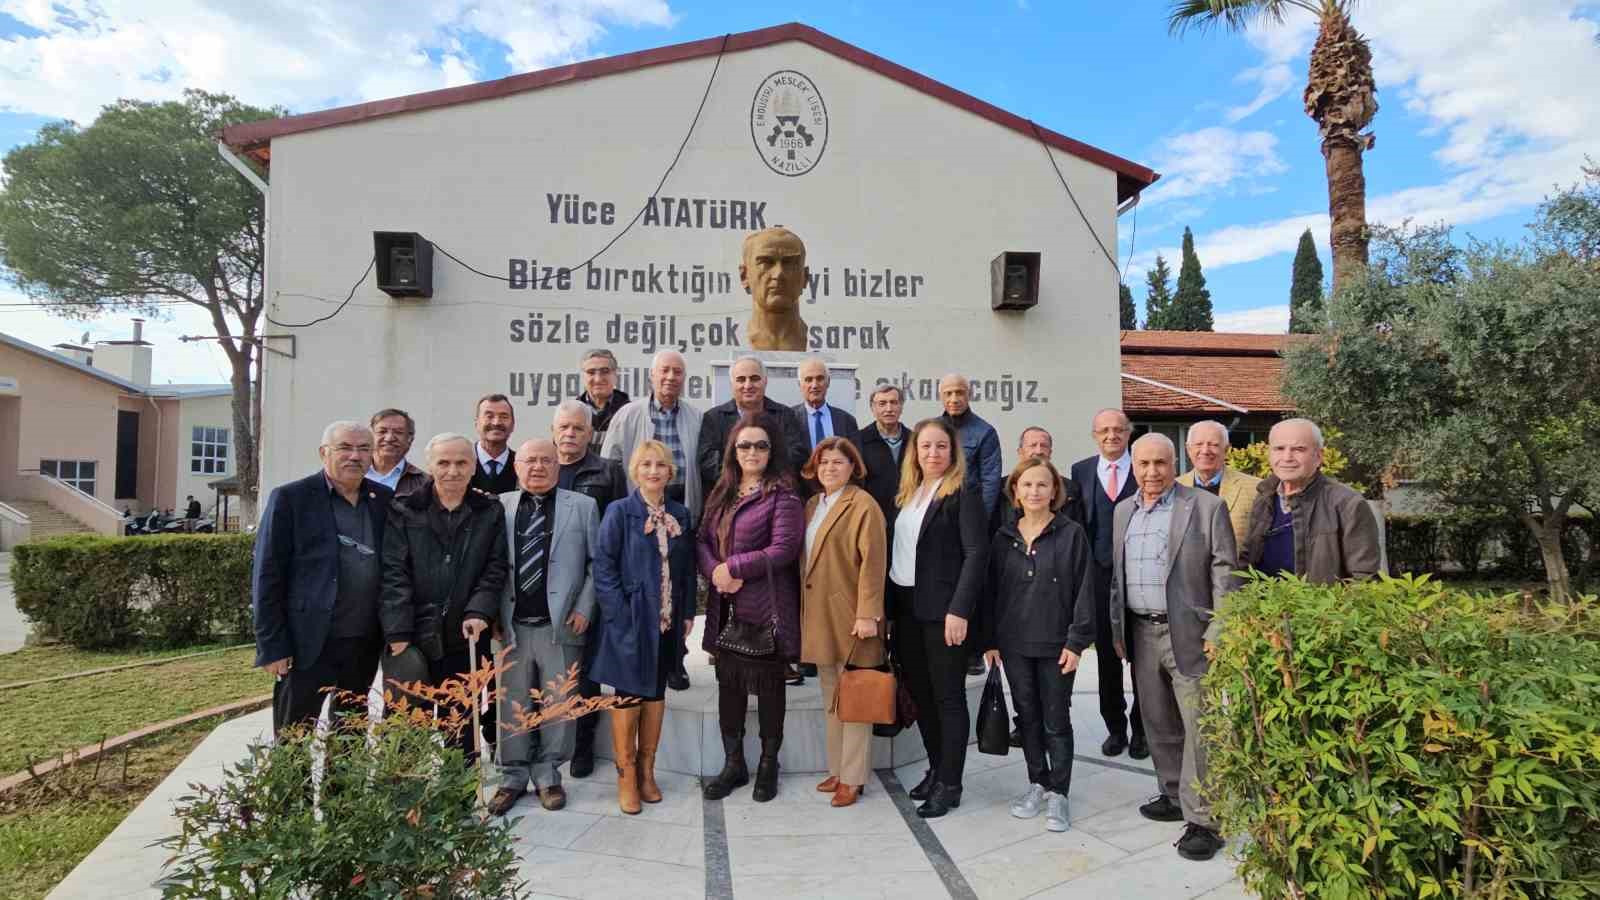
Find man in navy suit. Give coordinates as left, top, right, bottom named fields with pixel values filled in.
left=792, top=357, right=859, bottom=462
left=253, top=420, right=393, bottom=735
left=1068, top=408, right=1147, bottom=760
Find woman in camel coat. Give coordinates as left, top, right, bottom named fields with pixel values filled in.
left=799, top=436, right=887, bottom=807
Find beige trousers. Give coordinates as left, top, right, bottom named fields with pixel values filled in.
left=818, top=662, right=873, bottom=786
left=1130, top=617, right=1215, bottom=830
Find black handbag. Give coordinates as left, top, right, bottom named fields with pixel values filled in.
left=715, top=551, right=779, bottom=657
left=976, top=666, right=1012, bottom=756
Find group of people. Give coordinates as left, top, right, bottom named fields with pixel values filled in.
left=251, top=342, right=1380, bottom=861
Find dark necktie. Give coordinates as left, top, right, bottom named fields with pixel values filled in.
left=487, top=459, right=500, bottom=481
left=518, top=496, right=546, bottom=596
left=812, top=409, right=825, bottom=447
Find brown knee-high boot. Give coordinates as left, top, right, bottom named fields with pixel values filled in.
left=610, top=705, right=642, bottom=814
left=637, top=700, right=666, bottom=803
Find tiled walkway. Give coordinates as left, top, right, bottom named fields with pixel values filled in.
left=49, top=650, right=1252, bottom=899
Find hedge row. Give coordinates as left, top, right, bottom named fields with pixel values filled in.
left=1387, top=513, right=1598, bottom=588
left=1206, top=575, right=1600, bottom=898
left=11, top=534, right=254, bottom=649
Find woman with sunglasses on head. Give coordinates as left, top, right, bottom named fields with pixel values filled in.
left=888, top=417, right=989, bottom=818
left=698, top=412, right=804, bottom=802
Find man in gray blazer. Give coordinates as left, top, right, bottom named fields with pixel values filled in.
left=489, top=438, right=600, bottom=816
left=1110, top=433, right=1239, bottom=862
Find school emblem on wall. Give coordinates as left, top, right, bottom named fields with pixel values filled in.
left=750, top=70, right=829, bottom=177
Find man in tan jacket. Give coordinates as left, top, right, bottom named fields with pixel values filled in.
left=1176, top=420, right=1260, bottom=549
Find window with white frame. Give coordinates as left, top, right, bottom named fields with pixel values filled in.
left=191, top=426, right=229, bottom=475
left=40, top=459, right=97, bottom=496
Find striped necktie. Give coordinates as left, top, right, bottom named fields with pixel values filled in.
left=518, top=496, right=547, bottom=596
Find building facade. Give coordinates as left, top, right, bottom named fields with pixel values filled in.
left=223, top=23, right=1158, bottom=495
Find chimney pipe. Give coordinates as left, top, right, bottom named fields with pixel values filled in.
left=132, top=318, right=144, bottom=343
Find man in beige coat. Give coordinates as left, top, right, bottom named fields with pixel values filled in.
left=798, top=437, right=887, bottom=807
left=1176, top=420, right=1260, bottom=549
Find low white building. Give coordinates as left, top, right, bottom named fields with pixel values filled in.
left=223, top=23, right=1158, bottom=492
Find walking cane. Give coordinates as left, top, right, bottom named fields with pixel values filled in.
left=468, top=631, right=488, bottom=810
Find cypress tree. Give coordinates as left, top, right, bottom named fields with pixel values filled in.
left=1119, top=282, right=1138, bottom=329
left=1170, top=226, right=1215, bottom=331
left=1144, top=254, right=1175, bottom=329
left=1289, top=228, right=1326, bottom=333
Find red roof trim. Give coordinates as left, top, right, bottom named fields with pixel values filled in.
left=221, top=22, right=1158, bottom=203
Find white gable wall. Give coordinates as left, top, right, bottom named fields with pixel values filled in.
left=259, top=38, right=1124, bottom=491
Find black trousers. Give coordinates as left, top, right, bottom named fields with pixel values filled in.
left=894, top=603, right=970, bottom=788
left=272, top=636, right=382, bottom=735
left=429, top=642, right=496, bottom=761
left=1092, top=563, right=1143, bottom=741
left=1002, top=651, right=1077, bottom=796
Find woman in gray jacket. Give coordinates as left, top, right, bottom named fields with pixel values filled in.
left=982, top=456, right=1095, bottom=833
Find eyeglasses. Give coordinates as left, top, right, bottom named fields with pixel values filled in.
left=735, top=441, right=771, bottom=452
left=337, top=534, right=376, bottom=556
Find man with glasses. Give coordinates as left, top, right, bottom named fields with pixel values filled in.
left=252, top=420, right=393, bottom=735
left=1069, top=409, right=1147, bottom=760
left=368, top=408, right=430, bottom=497
left=577, top=349, right=630, bottom=455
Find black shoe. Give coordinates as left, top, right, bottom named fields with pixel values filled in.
left=1128, top=732, right=1149, bottom=760
left=966, top=656, right=986, bottom=676
left=908, top=768, right=937, bottom=802
left=703, top=733, right=749, bottom=800
left=667, top=668, right=691, bottom=691
left=1101, top=734, right=1128, bottom=757
left=751, top=739, right=782, bottom=803
left=569, top=748, right=594, bottom=779
left=1139, top=794, right=1184, bottom=822
left=798, top=662, right=818, bottom=677
left=915, top=782, right=962, bottom=818
left=1176, top=823, right=1225, bottom=861
left=785, top=664, right=805, bottom=687
left=1008, top=725, right=1023, bottom=748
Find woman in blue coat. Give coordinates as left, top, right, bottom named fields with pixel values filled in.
left=590, top=440, right=696, bottom=815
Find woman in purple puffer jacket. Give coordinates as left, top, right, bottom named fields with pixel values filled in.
left=697, top=411, right=804, bottom=804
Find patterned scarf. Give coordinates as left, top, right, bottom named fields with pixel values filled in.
left=643, top=499, right=682, bottom=633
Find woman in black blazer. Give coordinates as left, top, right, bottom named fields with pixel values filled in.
left=886, top=417, right=989, bottom=818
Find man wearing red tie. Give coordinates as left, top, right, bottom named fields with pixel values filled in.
left=1068, top=409, right=1147, bottom=760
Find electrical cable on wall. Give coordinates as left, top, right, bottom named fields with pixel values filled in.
left=269, top=33, right=731, bottom=327
left=1121, top=201, right=1138, bottom=289
left=1028, top=120, right=1124, bottom=282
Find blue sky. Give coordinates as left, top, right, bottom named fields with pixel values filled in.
left=2, top=0, right=1597, bottom=380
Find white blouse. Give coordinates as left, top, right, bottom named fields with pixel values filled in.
left=889, top=484, right=938, bottom=587
left=805, top=487, right=845, bottom=567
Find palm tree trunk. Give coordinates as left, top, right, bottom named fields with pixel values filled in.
left=1324, top=137, right=1369, bottom=296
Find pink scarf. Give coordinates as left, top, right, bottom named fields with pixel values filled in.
left=643, top=500, right=682, bottom=633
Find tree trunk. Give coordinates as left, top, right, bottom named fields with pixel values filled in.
left=228, top=344, right=260, bottom=528
left=1526, top=514, right=1572, bottom=603
left=1325, top=138, right=1369, bottom=296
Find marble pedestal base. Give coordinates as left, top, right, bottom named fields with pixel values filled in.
left=588, top=617, right=987, bottom=777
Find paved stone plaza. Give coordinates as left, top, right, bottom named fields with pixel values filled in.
left=48, top=645, right=1251, bottom=899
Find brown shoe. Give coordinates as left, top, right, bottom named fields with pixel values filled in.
left=831, top=784, right=862, bottom=808
left=487, top=786, right=524, bottom=816
left=538, top=785, right=567, bottom=811
left=816, top=775, right=840, bottom=793
left=637, top=700, right=665, bottom=804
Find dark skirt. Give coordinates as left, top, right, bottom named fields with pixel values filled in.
left=715, top=648, right=787, bottom=695
left=617, top=631, right=676, bottom=702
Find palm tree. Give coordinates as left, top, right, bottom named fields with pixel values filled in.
left=1168, top=1, right=1377, bottom=295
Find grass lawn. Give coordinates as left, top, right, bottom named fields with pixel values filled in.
left=0, top=646, right=268, bottom=775
left=0, top=716, right=222, bottom=900
left=0, top=640, right=248, bottom=685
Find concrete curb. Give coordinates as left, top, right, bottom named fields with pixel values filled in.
left=0, top=693, right=271, bottom=795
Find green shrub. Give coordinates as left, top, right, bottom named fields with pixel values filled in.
left=1204, top=574, right=1600, bottom=898
left=159, top=708, right=524, bottom=898
left=11, top=534, right=254, bottom=649
left=1386, top=514, right=1443, bottom=577
left=1439, top=511, right=1498, bottom=577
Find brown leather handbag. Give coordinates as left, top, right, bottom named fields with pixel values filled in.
left=833, top=637, right=897, bottom=725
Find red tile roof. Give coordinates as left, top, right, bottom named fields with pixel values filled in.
left=221, top=23, right=1159, bottom=204
left=1119, top=332, right=1296, bottom=415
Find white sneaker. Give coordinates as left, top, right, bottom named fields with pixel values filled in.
left=1045, top=793, right=1071, bottom=832
left=1010, top=784, right=1047, bottom=819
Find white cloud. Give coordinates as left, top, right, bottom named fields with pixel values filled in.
left=1213, top=304, right=1289, bottom=333
left=1140, top=127, right=1288, bottom=208
left=0, top=0, right=676, bottom=123
left=1135, top=0, right=1600, bottom=280
left=0, top=288, right=237, bottom=384
left=1223, top=17, right=1317, bottom=123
